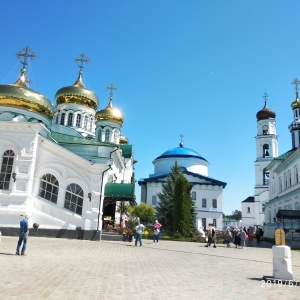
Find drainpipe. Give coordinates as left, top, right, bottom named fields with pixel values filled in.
left=97, top=165, right=111, bottom=239
left=97, top=147, right=119, bottom=240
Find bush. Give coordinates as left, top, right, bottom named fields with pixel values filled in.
left=173, top=232, right=182, bottom=240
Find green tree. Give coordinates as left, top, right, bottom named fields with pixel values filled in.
left=231, top=210, right=242, bottom=220
left=156, top=161, right=182, bottom=235
left=128, top=202, right=155, bottom=224
left=130, top=172, right=137, bottom=206
left=173, top=174, right=195, bottom=237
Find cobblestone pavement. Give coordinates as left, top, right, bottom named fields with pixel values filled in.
left=0, top=236, right=299, bottom=300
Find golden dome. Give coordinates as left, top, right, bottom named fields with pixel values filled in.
left=55, top=71, right=98, bottom=110
left=0, top=69, right=54, bottom=119
left=95, top=97, right=123, bottom=124
left=291, top=98, right=300, bottom=109
left=119, top=134, right=128, bottom=144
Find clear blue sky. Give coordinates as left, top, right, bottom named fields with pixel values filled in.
left=1, top=1, right=298, bottom=215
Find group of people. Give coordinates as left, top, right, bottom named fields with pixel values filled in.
left=224, top=226, right=264, bottom=249
left=199, top=224, right=264, bottom=249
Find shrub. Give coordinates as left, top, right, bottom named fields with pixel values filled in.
left=173, top=232, right=182, bottom=239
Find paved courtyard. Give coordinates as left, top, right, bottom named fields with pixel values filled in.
left=0, top=236, right=299, bottom=300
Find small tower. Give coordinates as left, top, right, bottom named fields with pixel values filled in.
left=255, top=93, right=278, bottom=194
left=53, top=53, right=98, bottom=137
left=95, top=83, right=124, bottom=144
left=288, top=79, right=300, bottom=148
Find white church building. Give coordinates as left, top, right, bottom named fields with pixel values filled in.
left=264, top=80, right=300, bottom=245
left=0, top=47, right=135, bottom=240
left=138, top=142, right=227, bottom=230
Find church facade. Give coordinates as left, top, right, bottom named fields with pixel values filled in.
left=264, top=81, right=300, bottom=245
left=0, top=47, right=135, bottom=239
left=138, top=143, right=226, bottom=230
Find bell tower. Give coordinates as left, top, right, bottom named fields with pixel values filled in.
left=254, top=93, right=278, bottom=195
left=288, top=78, right=300, bottom=148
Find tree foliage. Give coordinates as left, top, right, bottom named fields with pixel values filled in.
left=173, top=174, right=195, bottom=237
left=128, top=202, right=155, bottom=224
left=156, top=161, right=182, bottom=235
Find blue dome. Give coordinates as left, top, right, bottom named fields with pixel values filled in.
left=155, top=146, right=207, bottom=162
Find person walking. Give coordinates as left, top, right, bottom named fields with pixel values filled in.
left=205, top=223, right=217, bottom=248
left=239, top=228, right=247, bottom=249
left=135, top=222, right=145, bottom=247
left=153, top=220, right=162, bottom=244
left=16, top=215, right=29, bottom=256
left=224, top=227, right=232, bottom=247
left=233, top=227, right=240, bottom=248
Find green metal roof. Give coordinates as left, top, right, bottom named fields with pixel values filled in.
left=120, top=144, right=133, bottom=158
left=104, top=183, right=134, bottom=199
left=51, top=132, right=115, bottom=146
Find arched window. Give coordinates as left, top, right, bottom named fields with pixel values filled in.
left=295, top=166, right=299, bottom=183
left=98, top=129, right=102, bottom=141
left=64, top=183, right=84, bottom=216
left=113, top=131, right=118, bottom=143
left=247, top=207, right=250, bottom=213
left=60, top=113, right=65, bottom=125
left=39, top=174, right=59, bottom=204
left=263, top=144, right=270, bottom=157
left=67, top=113, right=73, bottom=126
left=76, top=114, right=81, bottom=127
left=105, top=129, right=110, bottom=142
left=89, top=118, right=93, bottom=131
left=0, top=150, right=14, bottom=190
left=263, top=168, right=269, bottom=185
left=83, top=116, right=88, bottom=129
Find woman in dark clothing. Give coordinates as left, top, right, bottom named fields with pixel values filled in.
left=233, top=227, right=240, bottom=248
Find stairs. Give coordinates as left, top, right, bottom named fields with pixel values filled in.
left=100, top=229, right=124, bottom=241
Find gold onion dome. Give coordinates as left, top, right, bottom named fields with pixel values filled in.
left=0, top=68, right=54, bottom=119
left=119, top=134, right=128, bottom=144
left=55, top=71, right=98, bottom=110
left=256, top=101, right=276, bottom=121
left=95, top=97, right=123, bottom=125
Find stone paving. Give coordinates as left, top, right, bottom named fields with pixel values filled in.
left=0, top=236, right=299, bottom=300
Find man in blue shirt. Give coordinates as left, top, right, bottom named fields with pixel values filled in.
left=16, top=215, right=29, bottom=255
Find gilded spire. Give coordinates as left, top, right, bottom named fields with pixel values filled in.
left=14, top=46, right=36, bottom=88
left=73, top=53, right=90, bottom=88
left=291, top=78, right=299, bottom=100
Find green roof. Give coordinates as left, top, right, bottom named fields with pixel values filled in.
left=104, top=183, right=134, bottom=200
left=275, top=149, right=296, bottom=161
left=120, top=144, right=133, bottom=158
left=51, top=132, right=115, bottom=146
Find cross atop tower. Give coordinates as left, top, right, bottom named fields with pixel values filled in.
left=75, top=53, right=89, bottom=71
left=106, top=83, right=118, bottom=98
left=179, top=134, right=184, bottom=147
left=291, top=78, right=300, bottom=99
left=16, top=46, right=36, bottom=70
left=262, top=92, right=268, bottom=105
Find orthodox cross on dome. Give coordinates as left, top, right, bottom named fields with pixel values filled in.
left=106, top=83, right=118, bottom=99
left=179, top=134, right=184, bottom=147
left=16, top=46, right=36, bottom=70
left=291, top=78, right=300, bottom=99
left=75, top=53, right=89, bottom=71
left=262, top=92, right=268, bottom=105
